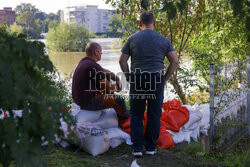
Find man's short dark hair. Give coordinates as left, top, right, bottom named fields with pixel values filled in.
left=85, top=42, right=100, bottom=56
left=140, top=11, right=155, bottom=26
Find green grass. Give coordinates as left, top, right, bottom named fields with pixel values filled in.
left=42, top=142, right=220, bottom=167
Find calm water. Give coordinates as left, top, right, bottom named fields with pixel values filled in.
left=47, top=38, right=124, bottom=79
left=43, top=38, right=192, bottom=101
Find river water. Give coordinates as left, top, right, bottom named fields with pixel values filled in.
left=44, top=38, right=191, bottom=100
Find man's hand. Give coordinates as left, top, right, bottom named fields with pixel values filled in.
left=116, top=78, right=122, bottom=92
left=164, top=51, right=179, bottom=85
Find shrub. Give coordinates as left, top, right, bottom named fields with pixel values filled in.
left=46, top=22, right=91, bottom=52
left=0, top=26, right=72, bottom=167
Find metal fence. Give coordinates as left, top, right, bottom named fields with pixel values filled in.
left=209, top=55, right=250, bottom=152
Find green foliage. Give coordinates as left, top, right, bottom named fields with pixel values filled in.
left=48, top=20, right=59, bottom=30
left=16, top=11, right=36, bottom=28
left=109, top=14, right=122, bottom=34
left=7, top=22, right=24, bottom=36
left=189, top=0, right=248, bottom=86
left=223, top=150, right=250, bottom=167
left=15, top=3, right=39, bottom=16
left=0, top=26, right=73, bottom=167
left=46, top=22, right=91, bottom=52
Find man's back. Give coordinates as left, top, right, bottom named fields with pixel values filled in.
left=72, top=57, right=105, bottom=109
left=122, top=29, right=174, bottom=73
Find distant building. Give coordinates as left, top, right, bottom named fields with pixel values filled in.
left=61, top=5, right=115, bottom=33
left=0, top=7, right=15, bottom=25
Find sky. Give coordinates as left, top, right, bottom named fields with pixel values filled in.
left=0, top=0, right=114, bottom=14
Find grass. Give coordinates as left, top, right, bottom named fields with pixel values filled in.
left=42, top=142, right=220, bottom=167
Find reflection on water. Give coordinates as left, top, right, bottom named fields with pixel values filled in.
left=48, top=38, right=123, bottom=79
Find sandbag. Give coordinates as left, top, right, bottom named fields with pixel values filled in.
left=157, top=127, right=175, bottom=149
left=198, top=104, right=210, bottom=136
left=190, top=127, right=200, bottom=142
left=75, top=109, right=103, bottom=123
left=182, top=106, right=202, bottom=131
left=93, top=108, right=118, bottom=129
left=167, top=129, right=192, bottom=144
left=74, top=123, right=110, bottom=156
left=106, top=127, right=131, bottom=148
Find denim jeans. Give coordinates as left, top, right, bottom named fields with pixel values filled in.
left=130, top=73, right=164, bottom=151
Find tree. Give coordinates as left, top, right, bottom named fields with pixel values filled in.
left=109, top=14, right=122, bottom=35
left=48, top=20, right=59, bottom=30
left=16, top=11, right=36, bottom=29
left=7, top=22, right=23, bottom=35
left=190, top=0, right=248, bottom=86
left=46, top=22, right=91, bottom=52
left=15, top=3, right=39, bottom=16
left=0, top=26, right=72, bottom=167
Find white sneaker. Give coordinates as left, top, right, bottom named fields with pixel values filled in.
left=145, top=149, right=157, bottom=155
left=132, top=151, right=143, bottom=157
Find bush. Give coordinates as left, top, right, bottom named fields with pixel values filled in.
left=46, top=22, right=91, bottom=52
left=0, top=26, right=72, bottom=167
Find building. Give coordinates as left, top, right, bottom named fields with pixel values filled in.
left=61, top=5, right=115, bottom=33
left=0, top=7, right=15, bottom=25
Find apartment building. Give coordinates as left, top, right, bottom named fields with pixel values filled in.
left=0, top=7, right=15, bottom=25
left=61, top=5, right=115, bottom=33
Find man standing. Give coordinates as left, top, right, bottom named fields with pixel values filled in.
left=120, top=12, right=178, bottom=156
left=72, top=42, right=130, bottom=118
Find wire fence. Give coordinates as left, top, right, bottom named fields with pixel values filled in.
left=209, top=55, right=250, bottom=152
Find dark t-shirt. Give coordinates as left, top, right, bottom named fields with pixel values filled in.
left=72, top=57, right=105, bottom=109
left=121, top=29, right=174, bottom=73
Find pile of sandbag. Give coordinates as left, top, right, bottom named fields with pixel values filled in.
left=119, top=99, right=211, bottom=148
left=60, top=103, right=131, bottom=156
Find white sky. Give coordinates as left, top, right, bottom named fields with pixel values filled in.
left=0, top=0, right=114, bottom=14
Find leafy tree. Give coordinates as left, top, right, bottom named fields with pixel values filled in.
left=46, top=22, right=91, bottom=52
left=189, top=0, right=248, bottom=86
left=7, top=22, right=23, bottom=35
left=15, top=3, right=39, bottom=16
left=48, top=20, right=59, bottom=30
left=16, top=11, right=36, bottom=29
left=0, top=26, right=72, bottom=167
left=109, top=14, right=122, bottom=36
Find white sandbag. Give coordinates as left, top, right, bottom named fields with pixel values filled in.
left=167, top=129, right=192, bottom=144
left=190, top=127, right=200, bottom=142
left=182, top=106, right=203, bottom=131
left=75, top=109, right=103, bottom=123
left=109, top=138, right=123, bottom=148
left=93, top=108, right=118, bottom=129
left=106, top=127, right=131, bottom=148
left=69, top=103, right=81, bottom=116
left=77, top=132, right=109, bottom=156
left=198, top=104, right=210, bottom=129
left=74, top=123, right=110, bottom=156
left=106, top=127, right=130, bottom=140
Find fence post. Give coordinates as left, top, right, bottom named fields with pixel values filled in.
left=247, top=55, right=250, bottom=136
left=210, top=64, right=215, bottom=152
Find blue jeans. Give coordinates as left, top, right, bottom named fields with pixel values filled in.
left=130, top=73, right=164, bottom=151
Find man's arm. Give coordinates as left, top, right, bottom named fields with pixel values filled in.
left=119, top=53, right=130, bottom=82
left=164, top=51, right=179, bottom=85
left=99, top=78, right=119, bottom=94
left=102, top=68, right=122, bottom=91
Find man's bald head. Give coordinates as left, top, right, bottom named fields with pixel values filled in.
left=85, top=42, right=101, bottom=56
